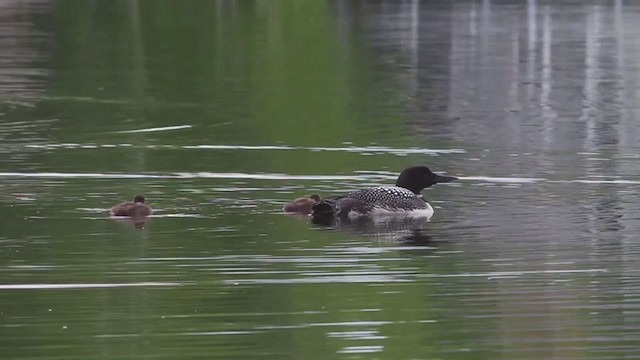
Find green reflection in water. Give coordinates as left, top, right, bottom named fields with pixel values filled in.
left=41, top=1, right=423, bottom=177
left=1, top=2, right=454, bottom=360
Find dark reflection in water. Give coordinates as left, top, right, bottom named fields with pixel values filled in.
left=2, top=0, right=640, bottom=359
left=111, top=216, right=151, bottom=229
left=311, top=214, right=435, bottom=245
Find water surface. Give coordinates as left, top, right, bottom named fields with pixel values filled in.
left=2, top=1, right=640, bottom=359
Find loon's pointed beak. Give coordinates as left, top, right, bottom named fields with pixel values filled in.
left=433, top=173, right=457, bottom=184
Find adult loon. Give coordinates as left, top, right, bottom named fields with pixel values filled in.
left=110, top=195, right=153, bottom=217
left=311, top=166, right=456, bottom=220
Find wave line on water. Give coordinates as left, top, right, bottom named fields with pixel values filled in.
left=116, top=125, right=192, bottom=133
left=0, top=171, right=382, bottom=181
left=184, top=145, right=296, bottom=150
left=95, top=330, right=261, bottom=338
left=0, top=172, right=174, bottom=179
left=22, top=142, right=465, bottom=155
left=185, top=144, right=465, bottom=155
left=459, top=176, right=546, bottom=183
left=570, top=179, right=640, bottom=185
left=0, top=282, right=181, bottom=290
left=416, top=268, right=606, bottom=279
left=223, top=275, right=411, bottom=284
left=338, top=346, right=384, bottom=354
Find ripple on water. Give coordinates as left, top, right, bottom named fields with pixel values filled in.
left=0, top=282, right=181, bottom=290
left=21, top=141, right=464, bottom=152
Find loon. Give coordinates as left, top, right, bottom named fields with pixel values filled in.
left=110, top=195, right=153, bottom=217
left=312, top=166, right=456, bottom=220
left=283, top=194, right=321, bottom=214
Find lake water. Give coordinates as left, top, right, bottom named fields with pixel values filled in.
left=2, top=0, right=640, bottom=359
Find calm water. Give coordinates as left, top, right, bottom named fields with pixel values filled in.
left=2, top=0, right=640, bottom=359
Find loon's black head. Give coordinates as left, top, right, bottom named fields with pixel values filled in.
left=133, top=195, right=146, bottom=203
left=395, top=166, right=457, bottom=194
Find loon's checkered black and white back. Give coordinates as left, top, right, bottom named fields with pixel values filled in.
left=325, top=186, right=430, bottom=218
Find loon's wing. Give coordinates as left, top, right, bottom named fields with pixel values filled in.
left=312, top=190, right=377, bottom=217
left=312, top=187, right=426, bottom=219
left=311, top=195, right=343, bottom=216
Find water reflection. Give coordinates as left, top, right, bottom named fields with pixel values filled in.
left=311, top=214, right=434, bottom=245
left=111, top=215, right=151, bottom=229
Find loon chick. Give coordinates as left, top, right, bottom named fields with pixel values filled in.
left=283, top=194, right=321, bottom=215
left=312, top=166, right=456, bottom=220
left=110, top=195, right=153, bottom=217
